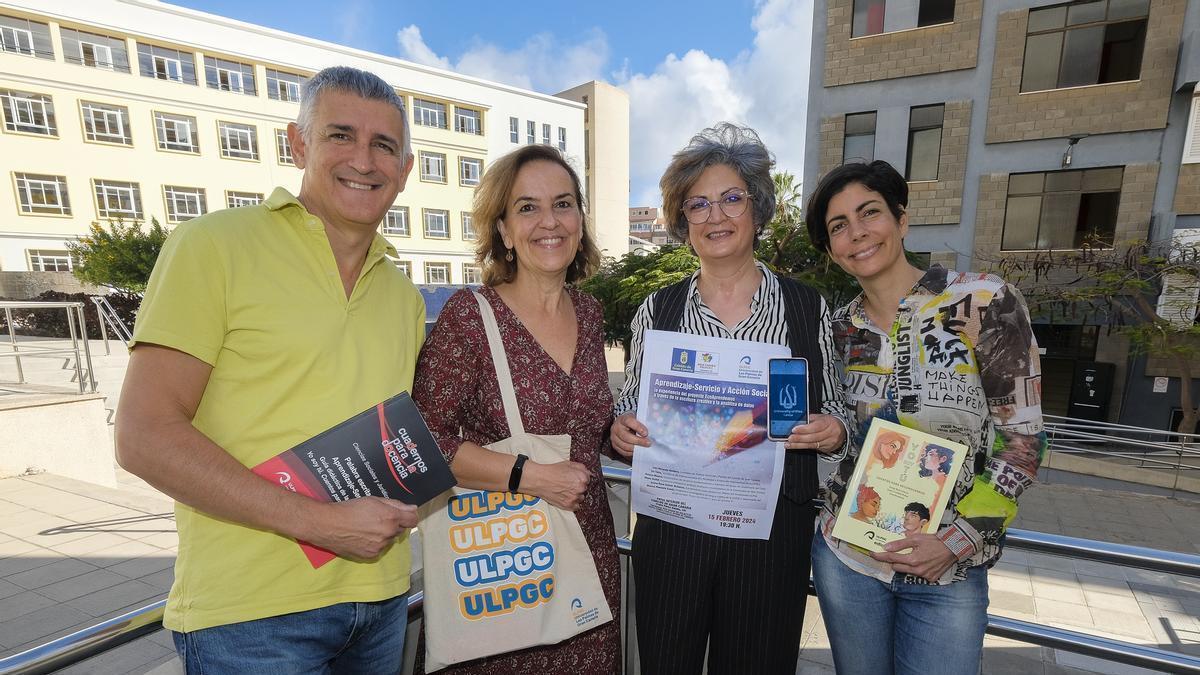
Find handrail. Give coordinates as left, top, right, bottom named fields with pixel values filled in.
left=0, top=301, right=96, bottom=394
left=89, top=296, right=131, bottom=357
left=6, top=464, right=1200, bottom=674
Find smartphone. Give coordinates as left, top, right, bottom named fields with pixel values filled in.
left=767, top=357, right=809, bottom=441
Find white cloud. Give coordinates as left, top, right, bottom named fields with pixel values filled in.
left=395, top=0, right=813, bottom=209
left=396, top=27, right=609, bottom=94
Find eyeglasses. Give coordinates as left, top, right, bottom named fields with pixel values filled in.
left=681, top=190, right=752, bottom=225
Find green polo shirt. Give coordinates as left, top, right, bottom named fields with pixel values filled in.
left=133, top=187, right=426, bottom=632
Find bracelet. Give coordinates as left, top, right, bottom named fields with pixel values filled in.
left=508, top=454, right=529, bottom=493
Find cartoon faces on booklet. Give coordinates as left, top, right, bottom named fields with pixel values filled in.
left=918, top=444, right=955, bottom=484
left=902, top=502, right=930, bottom=536
left=867, top=429, right=908, bottom=470
left=850, top=484, right=882, bottom=524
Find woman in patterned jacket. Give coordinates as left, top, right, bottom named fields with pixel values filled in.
left=806, top=160, right=1047, bottom=674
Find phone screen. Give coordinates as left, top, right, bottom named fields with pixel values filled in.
left=768, top=358, right=809, bottom=440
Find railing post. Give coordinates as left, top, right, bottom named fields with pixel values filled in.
left=65, top=306, right=85, bottom=395
left=77, top=305, right=97, bottom=393
left=4, top=307, right=23, bottom=384
left=94, top=300, right=110, bottom=356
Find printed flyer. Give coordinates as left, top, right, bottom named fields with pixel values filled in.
left=831, top=418, right=967, bottom=552
left=633, top=329, right=788, bottom=539
left=252, top=392, right=456, bottom=568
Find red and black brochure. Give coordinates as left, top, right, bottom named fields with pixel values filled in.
left=252, top=392, right=457, bottom=568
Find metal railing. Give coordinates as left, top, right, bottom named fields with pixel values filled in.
left=1044, top=414, right=1200, bottom=496
left=0, top=301, right=96, bottom=395
left=89, top=296, right=131, bottom=356
left=6, top=462, right=1200, bottom=674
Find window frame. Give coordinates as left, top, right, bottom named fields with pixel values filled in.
left=382, top=206, right=411, bottom=237
left=1001, top=167, right=1124, bottom=251
left=0, top=24, right=33, bottom=55
left=275, top=128, right=294, bottom=165
left=1020, top=0, right=1149, bottom=93
left=225, top=190, right=263, bottom=208
left=558, top=126, right=567, bottom=151
left=413, top=98, right=447, bottom=129
left=459, top=157, right=482, bottom=187
left=905, top=103, right=945, bottom=182
left=80, top=101, right=132, bottom=146
left=163, top=185, right=207, bottom=223
left=93, top=179, right=143, bottom=221
left=509, top=116, right=519, bottom=143
left=424, top=261, right=451, bottom=285
left=218, top=121, right=259, bottom=161
left=28, top=249, right=73, bottom=272
left=463, top=264, right=482, bottom=285
left=394, top=260, right=412, bottom=278
left=423, top=209, right=450, bottom=239
left=527, top=120, right=536, bottom=144
left=0, top=89, right=56, bottom=136
left=842, top=111, right=877, bottom=163
left=461, top=212, right=476, bottom=241
left=454, top=107, right=481, bottom=135
left=266, top=69, right=306, bottom=103
left=420, top=151, right=447, bottom=183
left=14, top=172, right=70, bottom=216
left=153, top=111, right=199, bottom=154
left=852, top=0, right=956, bottom=38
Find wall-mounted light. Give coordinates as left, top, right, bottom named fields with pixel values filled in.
left=1062, top=134, right=1089, bottom=168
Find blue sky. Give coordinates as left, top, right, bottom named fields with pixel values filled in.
left=177, top=0, right=814, bottom=207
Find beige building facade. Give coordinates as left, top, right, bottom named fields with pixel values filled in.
left=556, top=81, right=630, bottom=259
left=0, top=1, right=629, bottom=287
left=804, top=0, right=1200, bottom=432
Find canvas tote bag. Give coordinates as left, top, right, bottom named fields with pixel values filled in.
left=420, top=290, right=613, bottom=671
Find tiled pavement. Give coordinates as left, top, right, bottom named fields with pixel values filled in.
left=2, top=471, right=1200, bottom=673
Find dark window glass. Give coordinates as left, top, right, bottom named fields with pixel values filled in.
left=843, top=112, right=876, bottom=163
left=1002, top=168, right=1122, bottom=250
left=918, top=0, right=955, bottom=25
left=906, top=104, right=944, bottom=181
left=1021, top=0, right=1147, bottom=92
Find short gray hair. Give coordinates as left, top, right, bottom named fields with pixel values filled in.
left=660, top=122, right=776, bottom=242
left=296, top=66, right=412, bottom=158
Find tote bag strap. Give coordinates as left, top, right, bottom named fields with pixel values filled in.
left=472, top=290, right=526, bottom=436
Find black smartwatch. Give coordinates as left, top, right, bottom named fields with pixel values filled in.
left=508, top=454, right=529, bottom=493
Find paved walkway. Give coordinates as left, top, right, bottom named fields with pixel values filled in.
left=1, top=471, right=1199, bottom=673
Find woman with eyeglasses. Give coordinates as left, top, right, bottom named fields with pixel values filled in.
left=609, top=123, right=849, bottom=674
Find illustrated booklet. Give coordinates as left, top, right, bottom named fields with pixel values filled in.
left=252, top=392, right=457, bottom=568
left=830, top=418, right=967, bottom=552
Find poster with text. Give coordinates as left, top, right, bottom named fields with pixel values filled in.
left=633, top=329, right=788, bottom=539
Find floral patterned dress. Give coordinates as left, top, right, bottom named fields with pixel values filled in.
left=412, top=285, right=621, bottom=675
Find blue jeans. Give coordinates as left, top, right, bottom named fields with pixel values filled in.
left=171, top=594, right=408, bottom=674
left=811, top=534, right=988, bottom=675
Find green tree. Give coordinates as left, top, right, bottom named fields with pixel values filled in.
left=987, top=239, right=1200, bottom=434
left=580, top=245, right=699, bottom=356
left=756, top=171, right=861, bottom=308
left=67, top=218, right=168, bottom=294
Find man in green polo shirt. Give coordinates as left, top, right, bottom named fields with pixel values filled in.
left=115, top=66, right=425, bottom=673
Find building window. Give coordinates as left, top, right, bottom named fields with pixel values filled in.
left=425, top=262, right=450, bottom=284
left=509, top=116, right=519, bottom=143
left=413, top=98, right=447, bottom=128
left=542, top=123, right=551, bottom=145
left=423, top=209, right=450, bottom=238
left=28, top=250, right=73, bottom=272
left=14, top=173, right=70, bottom=215
left=275, top=129, right=294, bottom=165
left=0, top=89, right=55, bottom=136
left=93, top=179, right=143, bottom=220
left=218, top=122, right=258, bottom=160
left=0, top=15, right=51, bottom=59
left=461, top=212, right=476, bottom=240
left=558, top=127, right=567, bottom=151
left=81, top=101, right=132, bottom=145
left=459, top=157, right=482, bottom=187
left=204, top=57, right=256, bottom=95
left=527, top=120, right=536, bottom=144
left=136, top=43, right=196, bottom=84
left=420, top=151, right=447, bottom=183
left=1021, top=0, right=1148, bottom=93
left=843, top=111, right=876, bottom=163
left=906, top=104, right=944, bottom=181
left=852, top=0, right=954, bottom=37
left=266, top=69, right=306, bottom=102
left=383, top=206, right=410, bottom=236
left=393, top=259, right=412, bottom=278
left=226, top=191, right=263, bottom=208
left=1002, top=167, right=1123, bottom=250
left=154, top=112, right=199, bottom=153
left=60, top=28, right=129, bottom=71
left=455, top=107, right=481, bottom=134
left=163, top=185, right=207, bottom=223
left=1184, top=96, right=1200, bottom=164
left=463, top=265, right=482, bottom=285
